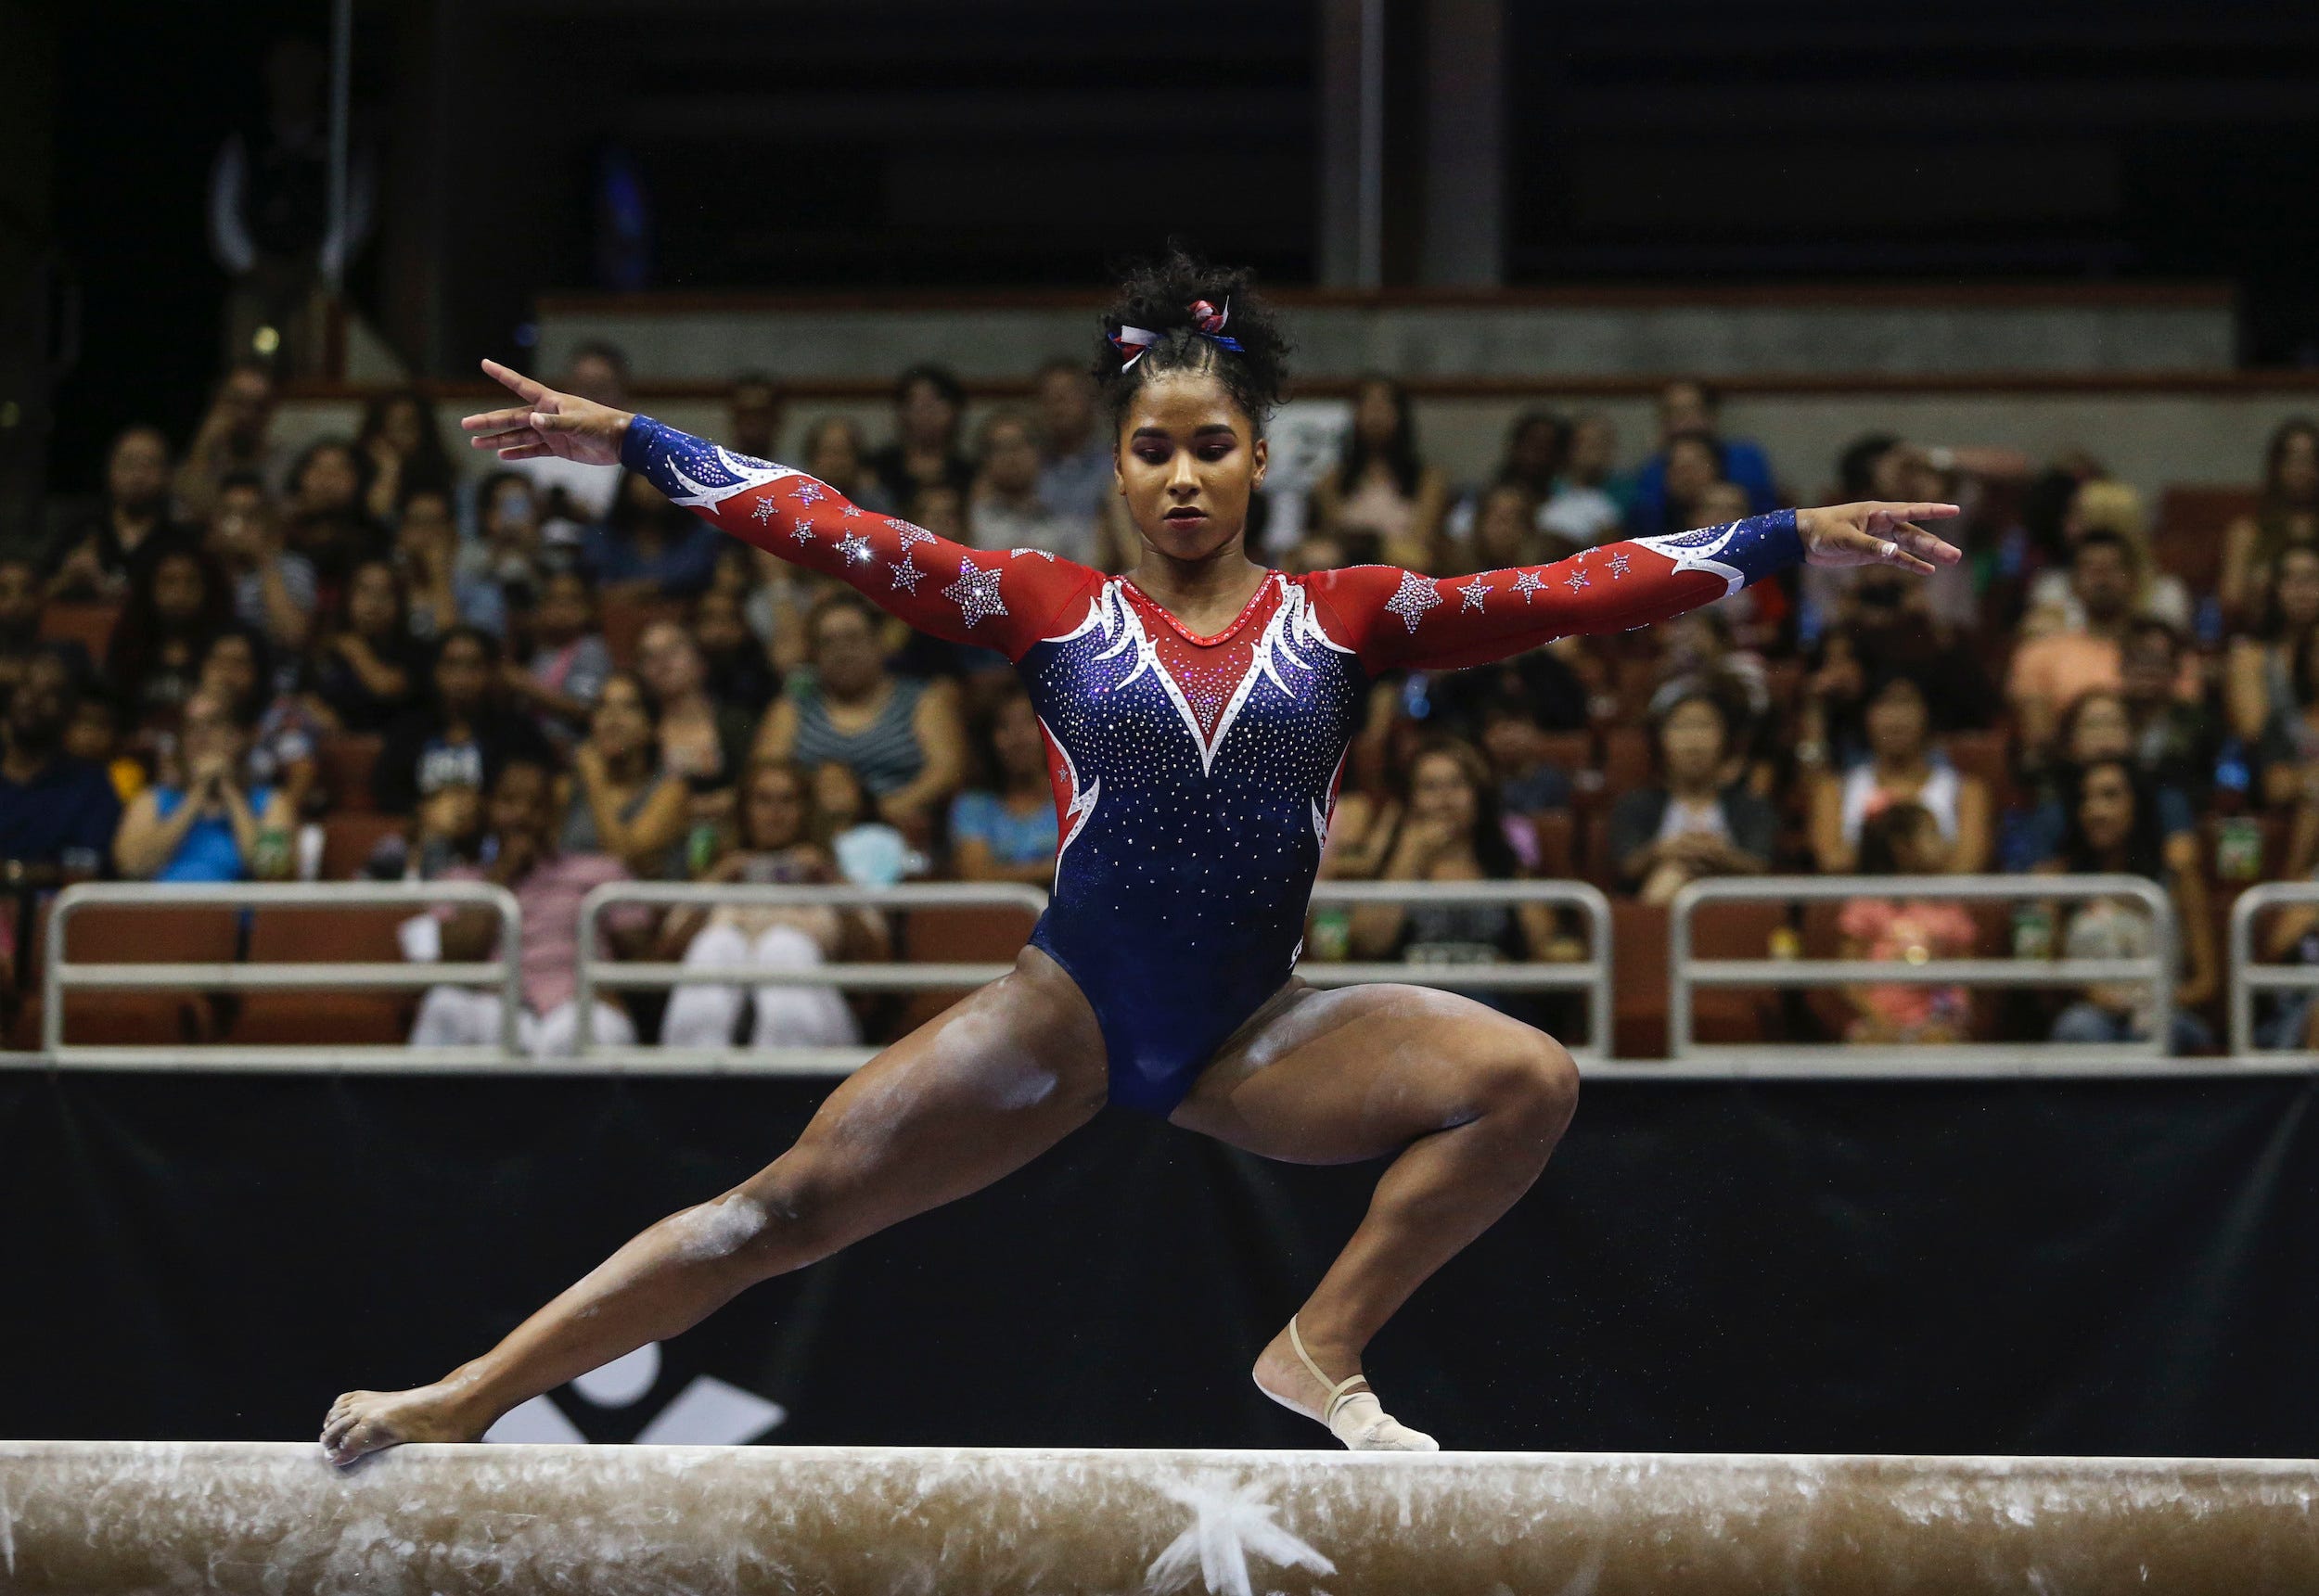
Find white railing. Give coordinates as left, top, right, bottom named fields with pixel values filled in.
left=40, top=881, right=523, bottom=1068
left=2230, top=883, right=2319, bottom=1059
left=1669, top=875, right=2180, bottom=1071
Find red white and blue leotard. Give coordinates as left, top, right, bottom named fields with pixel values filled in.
left=623, top=415, right=1803, bottom=1115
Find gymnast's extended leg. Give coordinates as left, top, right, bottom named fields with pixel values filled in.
left=321, top=947, right=1107, bottom=1464
left=1168, top=982, right=1579, bottom=1449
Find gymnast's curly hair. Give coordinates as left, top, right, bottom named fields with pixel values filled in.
left=1094, top=247, right=1291, bottom=434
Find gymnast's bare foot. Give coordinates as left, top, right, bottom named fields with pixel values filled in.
left=319, top=1377, right=489, bottom=1467
left=1252, top=1319, right=1439, bottom=1452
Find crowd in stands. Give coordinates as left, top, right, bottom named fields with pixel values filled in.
left=8, top=339, right=2319, bottom=1057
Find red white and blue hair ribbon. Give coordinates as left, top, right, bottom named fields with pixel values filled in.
left=1108, top=298, right=1246, bottom=369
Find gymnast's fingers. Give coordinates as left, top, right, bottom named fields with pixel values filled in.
left=480, top=358, right=547, bottom=403
left=496, top=442, right=553, bottom=461
left=1889, top=501, right=1961, bottom=524
left=461, top=404, right=534, bottom=435
left=468, top=427, right=535, bottom=453
left=1895, top=521, right=1962, bottom=567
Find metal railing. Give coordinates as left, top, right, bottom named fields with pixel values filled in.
left=1300, top=880, right=1615, bottom=1064
left=1670, top=875, right=2179, bottom=1071
left=572, top=882, right=1050, bottom=1071
left=42, top=881, right=523, bottom=1068
left=2229, top=883, right=2319, bottom=1059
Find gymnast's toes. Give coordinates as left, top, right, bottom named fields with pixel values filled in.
left=318, top=1383, right=476, bottom=1467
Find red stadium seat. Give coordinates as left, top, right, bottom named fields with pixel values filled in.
left=319, top=813, right=407, bottom=880
left=39, top=601, right=119, bottom=661
left=317, top=735, right=384, bottom=814
left=51, top=901, right=238, bottom=1047
left=229, top=908, right=415, bottom=1046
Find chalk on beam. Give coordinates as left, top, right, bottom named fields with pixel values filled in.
left=3, top=1441, right=2317, bottom=1594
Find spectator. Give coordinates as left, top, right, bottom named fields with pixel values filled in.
left=362, top=771, right=486, bottom=883
left=757, top=592, right=967, bottom=839
left=1473, top=690, right=1575, bottom=869
left=281, top=438, right=382, bottom=593
left=197, top=627, right=321, bottom=819
left=585, top=468, right=724, bottom=602
left=1540, top=412, right=1626, bottom=545
left=0, top=670, right=123, bottom=887
left=112, top=687, right=294, bottom=882
left=2226, top=542, right=2319, bottom=748
left=504, top=568, right=613, bottom=743
left=797, top=416, right=893, bottom=516
left=1344, top=739, right=1561, bottom=1005
left=173, top=361, right=283, bottom=524
left=1450, top=482, right=1545, bottom=574
left=1625, top=381, right=1777, bottom=534
left=967, top=410, right=1095, bottom=563
left=636, top=619, right=755, bottom=795
left=1033, top=357, right=1114, bottom=532
left=1836, top=803, right=1977, bottom=1045
left=46, top=425, right=189, bottom=601
left=2008, top=687, right=2198, bottom=872
left=310, top=557, right=425, bottom=734
left=2041, top=758, right=2216, bottom=1054
left=392, top=485, right=468, bottom=641
left=809, top=759, right=917, bottom=886
left=2021, top=480, right=2190, bottom=636
left=1648, top=430, right=1730, bottom=536
left=1608, top=686, right=1777, bottom=904
left=500, top=341, right=630, bottom=530
left=206, top=468, right=315, bottom=653
left=410, top=759, right=646, bottom=1056
left=948, top=688, right=1059, bottom=885
left=1801, top=568, right=1998, bottom=768
left=865, top=364, right=974, bottom=510
left=458, top=470, right=551, bottom=637
left=728, top=372, right=782, bottom=460
left=562, top=670, right=687, bottom=876
left=0, top=557, right=65, bottom=705
left=1809, top=670, right=1992, bottom=875
left=1493, top=410, right=1564, bottom=504
left=355, top=389, right=456, bottom=527
left=372, top=627, right=554, bottom=815
left=695, top=586, right=777, bottom=717
left=2221, top=417, right=2319, bottom=620
left=62, top=672, right=142, bottom=805
left=1311, top=377, right=1447, bottom=572
left=2006, top=530, right=2138, bottom=763
left=2120, top=619, right=2215, bottom=799
left=659, top=758, right=884, bottom=1052
left=105, top=543, right=230, bottom=734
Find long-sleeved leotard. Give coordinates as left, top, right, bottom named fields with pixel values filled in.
left=622, top=415, right=1802, bottom=1112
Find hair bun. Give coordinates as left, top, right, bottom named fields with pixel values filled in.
left=1095, top=247, right=1290, bottom=430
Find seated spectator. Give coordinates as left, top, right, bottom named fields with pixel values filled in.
left=361, top=772, right=485, bottom=882
left=499, top=342, right=629, bottom=532
left=865, top=364, right=974, bottom=510
left=281, top=438, right=384, bottom=594
left=1608, top=686, right=1777, bottom=904
left=459, top=470, right=553, bottom=637
left=1801, top=568, right=1998, bottom=767
left=0, top=670, right=122, bottom=887
left=2006, top=686, right=2197, bottom=871
left=197, top=627, right=321, bottom=819
left=797, top=415, right=894, bottom=516
left=1493, top=410, right=1564, bottom=504
left=2220, top=416, right=2319, bottom=622
left=1809, top=670, right=1992, bottom=875
left=2007, top=530, right=2140, bottom=764
left=355, top=389, right=455, bottom=527
left=106, top=543, right=230, bottom=735
left=695, top=585, right=776, bottom=717
left=504, top=568, right=613, bottom=743
left=310, top=557, right=426, bottom=734
left=659, top=758, right=885, bottom=1052
left=561, top=670, right=686, bottom=876
left=967, top=410, right=1095, bottom=564
left=728, top=372, right=782, bottom=459
left=2021, top=480, right=2189, bottom=637
left=1625, top=381, right=1777, bottom=534
left=0, top=556, right=65, bottom=705
left=207, top=468, right=315, bottom=653
left=393, top=485, right=468, bottom=642
left=46, top=424, right=190, bottom=601
left=1451, top=482, right=1545, bottom=574
left=949, top=687, right=1059, bottom=885
left=1310, top=377, right=1447, bottom=572
left=1345, top=738, right=1563, bottom=1012
left=637, top=619, right=755, bottom=795
left=62, top=670, right=142, bottom=805
left=812, top=760, right=918, bottom=886
left=1646, top=429, right=1732, bottom=537
left=586, top=468, right=724, bottom=603
left=112, top=687, right=294, bottom=882
left=173, top=360, right=282, bottom=525
left=410, top=759, right=646, bottom=1056
left=2120, top=619, right=2215, bottom=800
left=757, top=593, right=966, bottom=840
left=1033, top=357, right=1115, bottom=534
left=373, top=626, right=554, bottom=815
left=1837, top=802, right=1977, bottom=1045
left=2040, top=758, right=2216, bottom=1054
left=1473, top=690, right=1574, bottom=870
left=2228, top=542, right=2319, bottom=748
left=1540, top=412, right=1627, bottom=545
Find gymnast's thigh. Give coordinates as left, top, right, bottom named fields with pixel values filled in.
left=1168, top=981, right=1558, bottom=1166
left=737, top=944, right=1108, bottom=1236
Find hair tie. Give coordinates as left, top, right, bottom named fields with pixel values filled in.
left=1108, top=297, right=1245, bottom=371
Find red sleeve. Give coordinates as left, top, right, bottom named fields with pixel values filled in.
left=1303, top=513, right=1805, bottom=674
left=620, top=414, right=1101, bottom=661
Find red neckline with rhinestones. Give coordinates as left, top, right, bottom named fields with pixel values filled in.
left=1120, top=570, right=1281, bottom=647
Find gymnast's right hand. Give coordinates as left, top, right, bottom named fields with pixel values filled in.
left=460, top=359, right=632, bottom=466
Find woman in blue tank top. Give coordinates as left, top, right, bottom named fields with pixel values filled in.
left=112, top=687, right=295, bottom=883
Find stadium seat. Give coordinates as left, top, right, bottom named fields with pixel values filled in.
left=229, top=908, right=415, bottom=1046
left=38, top=601, right=119, bottom=662
left=1530, top=810, right=1576, bottom=879
left=1600, top=726, right=1651, bottom=798
left=320, top=813, right=407, bottom=880
left=892, top=901, right=1042, bottom=1034
left=317, top=734, right=384, bottom=814
left=2155, top=486, right=2259, bottom=594
left=49, top=901, right=237, bottom=1047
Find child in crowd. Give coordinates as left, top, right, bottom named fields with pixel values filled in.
left=1837, top=802, right=1978, bottom=1046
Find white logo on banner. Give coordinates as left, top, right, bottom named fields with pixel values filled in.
left=481, top=1341, right=786, bottom=1445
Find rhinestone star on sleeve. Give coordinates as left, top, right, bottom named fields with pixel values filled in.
left=1510, top=569, right=1547, bottom=604
left=1455, top=575, right=1489, bottom=613
left=836, top=532, right=874, bottom=566
left=888, top=519, right=937, bottom=551
left=790, top=523, right=815, bottom=545
left=1565, top=568, right=1590, bottom=593
left=790, top=480, right=827, bottom=507
left=942, top=555, right=1008, bottom=628
left=1608, top=551, right=1631, bottom=579
left=750, top=497, right=779, bottom=526
left=1383, top=569, right=1444, bottom=632
left=889, top=553, right=925, bottom=594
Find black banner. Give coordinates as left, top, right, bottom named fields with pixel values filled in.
left=6, top=1072, right=2318, bottom=1456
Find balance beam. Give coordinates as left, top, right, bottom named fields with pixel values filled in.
left=4, top=1442, right=2315, bottom=1594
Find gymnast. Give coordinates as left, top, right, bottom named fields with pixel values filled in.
left=325, top=253, right=1957, bottom=1461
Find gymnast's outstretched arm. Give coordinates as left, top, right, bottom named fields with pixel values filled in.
left=462, top=361, right=1105, bottom=658
left=1304, top=505, right=1961, bottom=674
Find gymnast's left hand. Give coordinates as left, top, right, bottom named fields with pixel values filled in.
left=460, top=359, right=633, bottom=466
left=1795, top=501, right=1963, bottom=577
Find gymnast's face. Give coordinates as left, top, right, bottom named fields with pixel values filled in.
left=1115, top=370, right=1268, bottom=563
